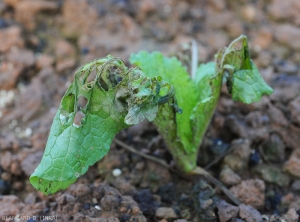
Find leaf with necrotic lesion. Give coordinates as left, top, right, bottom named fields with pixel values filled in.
left=30, top=56, right=177, bottom=195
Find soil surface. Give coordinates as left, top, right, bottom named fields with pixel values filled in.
left=1, top=0, right=300, bottom=221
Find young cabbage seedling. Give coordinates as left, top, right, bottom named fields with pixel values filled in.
left=129, top=35, right=273, bottom=205
left=30, top=36, right=272, bottom=205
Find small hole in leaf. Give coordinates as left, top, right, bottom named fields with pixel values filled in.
left=232, top=40, right=243, bottom=50
left=86, top=68, right=97, bottom=83
left=78, top=68, right=97, bottom=84
left=73, top=96, right=88, bottom=127
left=77, top=96, right=88, bottom=109
left=73, top=110, right=85, bottom=127
left=99, top=78, right=109, bottom=91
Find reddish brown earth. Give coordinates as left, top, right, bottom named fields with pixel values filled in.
left=1, top=0, right=300, bottom=221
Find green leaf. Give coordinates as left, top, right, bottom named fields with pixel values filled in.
left=231, top=61, right=273, bottom=103
left=130, top=53, right=223, bottom=172
left=216, top=35, right=273, bottom=104
left=195, top=61, right=216, bottom=101
left=30, top=56, right=175, bottom=195
left=191, top=62, right=222, bottom=146
left=130, top=52, right=198, bottom=154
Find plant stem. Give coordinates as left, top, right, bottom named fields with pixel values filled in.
left=114, top=138, right=172, bottom=170
left=153, top=101, right=197, bottom=173
left=191, top=39, right=198, bottom=80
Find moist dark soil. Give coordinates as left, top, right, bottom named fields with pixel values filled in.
left=1, top=0, right=300, bottom=221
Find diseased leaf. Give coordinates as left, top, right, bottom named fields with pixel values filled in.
left=30, top=56, right=175, bottom=195
left=216, top=35, right=273, bottom=104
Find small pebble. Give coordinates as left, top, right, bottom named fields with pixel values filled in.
left=156, top=207, right=178, bottom=219
left=239, top=204, right=262, bottom=221
left=120, top=215, right=130, bottom=222
left=1, top=172, right=11, bottom=181
left=43, top=207, right=50, bottom=214
left=83, top=203, right=90, bottom=210
left=95, top=205, right=101, bottom=210
left=284, top=149, right=300, bottom=178
left=119, top=206, right=127, bottom=213
left=135, top=162, right=145, bottom=170
left=112, top=168, right=122, bottom=177
left=92, top=197, right=98, bottom=204
left=230, top=179, right=265, bottom=208
left=249, top=149, right=261, bottom=166
left=131, top=206, right=140, bottom=215
left=217, top=200, right=239, bottom=222
left=220, top=166, right=241, bottom=186
left=285, top=208, right=299, bottom=221
left=0, top=179, right=10, bottom=194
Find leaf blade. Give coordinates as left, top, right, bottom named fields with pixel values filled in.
left=191, top=61, right=222, bottom=145
left=231, top=61, right=273, bottom=103
left=30, top=56, right=176, bottom=195
left=130, top=51, right=198, bottom=153
left=216, top=35, right=273, bottom=104
left=30, top=86, right=124, bottom=195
